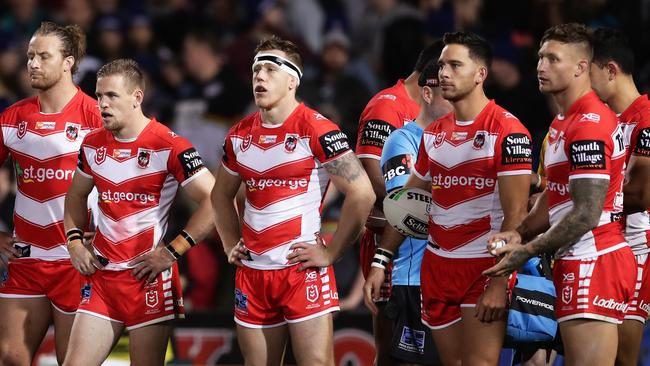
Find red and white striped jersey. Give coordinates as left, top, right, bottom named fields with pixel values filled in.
left=414, top=100, right=532, bottom=258
left=0, top=88, right=102, bottom=261
left=77, top=119, right=207, bottom=270
left=222, top=103, right=352, bottom=270
left=544, top=92, right=627, bottom=259
left=619, top=95, right=650, bottom=254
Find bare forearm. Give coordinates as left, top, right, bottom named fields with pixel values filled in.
left=183, top=197, right=214, bottom=242
left=213, top=193, right=242, bottom=253
left=64, top=192, right=89, bottom=231
left=516, top=191, right=551, bottom=242
left=328, top=192, right=374, bottom=261
left=379, top=224, right=406, bottom=254
left=361, top=158, right=386, bottom=209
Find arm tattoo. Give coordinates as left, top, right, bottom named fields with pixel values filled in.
left=324, top=153, right=363, bottom=183
left=529, top=178, right=609, bottom=255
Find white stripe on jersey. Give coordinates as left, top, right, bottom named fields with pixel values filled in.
left=3, top=126, right=91, bottom=160
left=422, top=133, right=498, bottom=169
left=82, top=146, right=171, bottom=184
left=14, top=190, right=64, bottom=226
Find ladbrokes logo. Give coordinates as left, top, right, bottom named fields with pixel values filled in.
left=99, top=189, right=156, bottom=204
left=592, top=295, right=629, bottom=312
left=16, top=163, right=74, bottom=183
left=245, top=177, right=308, bottom=191
left=431, top=173, right=495, bottom=190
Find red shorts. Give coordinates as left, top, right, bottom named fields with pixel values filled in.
left=0, top=259, right=83, bottom=313
left=420, top=251, right=494, bottom=329
left=360, top=229, right=392, bottom=301
left=234, top=265, right=339, bottom=328
left=624, top=253, right=650, bottom=323
left=77, top=263, right=184, bottom=330
left=554, top=247, right=636, bottom=324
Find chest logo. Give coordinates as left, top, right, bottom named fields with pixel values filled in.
left=284, top=133, right=299, bottom=153
left=17, top=121, right=27, bottom=139
left=241, top=135, right=251, bottom=151
left=433, top=132, right=445, bottom=148
left=95, top=146, right=107, bottom=165
left=137, top=148, right=153, bottom=169
left=473, top=131, right=487, bottom=149
left=65, top=122, right=81, bottom=142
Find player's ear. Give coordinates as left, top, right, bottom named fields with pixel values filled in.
left=133, top=88, right=144, bottom=106
left=63, top=56, right=75, bottom=73
left=576, top=59, right=589, bottom=77
left=422, top=86, right=434, bottom=105
left=476, top=65, right=488, bottom=84
left=607, top=61, right=618, bottom=80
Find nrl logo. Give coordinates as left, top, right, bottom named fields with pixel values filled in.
left=137, top=148, right=152, bottom=169
left=433, top=132, right=445, bottom=148
left=64, top=122, right=81, bottom=142
left=95, top=146, right=107, bottom=165
left=145, top=290, right=159, bottom=308
left=241, top=135, right=251, bottom=151
left=17, top=121, right=27, bottom=139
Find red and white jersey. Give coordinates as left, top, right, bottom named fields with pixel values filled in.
left=77, top=119, right=207, bottom=270
left=619, top=95, right=650, bottom=254
left=356, top=79, right=419, bottom=160
left=222, top=103, right=352, bottom=270
left=414, top=101, right=533, bottom=258
left=0, top=88, right=102, bottom=261
left=544, top=92, right=627, bottom=260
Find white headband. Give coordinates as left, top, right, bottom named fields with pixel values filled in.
left=253, top=53, right=303, bottom=81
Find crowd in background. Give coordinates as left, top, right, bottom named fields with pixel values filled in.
left=0, top=0, right=649, bottom=312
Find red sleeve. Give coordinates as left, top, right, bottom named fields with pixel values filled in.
left=310, top=120, right=352, bottom=164
left=76, top=140, right=93, bottom=178
left=495, top=118, right=533, bottom=175
left=169, top=137, right=207, bottom=186
left=221, top=131, right=239, bottom=175
left=565, top=117, right=619, bottom=180
left=0, top=110, right=11, bottom=164
left=356, top=102, right=402, bottom=159
left=630, top=113, right=650, bottom=157
left=413, top=133, right=431, bottom=181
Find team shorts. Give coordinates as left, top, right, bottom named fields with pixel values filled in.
left=420, top=251, right=495, bottom=329
left=0, top=259, right=83, bottom=313
left=554, top=247, right=636, bottom=324
left=76, top=263, right=184, bottom=330
left=385, top=285, right=440, bottom=364
left=360, top=228, right=392, bottom=301
left=625, top=253, right=650, bottom=323
left=234, top=264, right=339, bottom=328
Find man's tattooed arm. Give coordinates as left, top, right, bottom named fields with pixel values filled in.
left=324, top=152, right=364, bottom=183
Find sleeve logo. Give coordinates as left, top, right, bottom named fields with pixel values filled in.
left=569, top=140, right=606, bottom=170
left=634, top=128, right=650, bottom=156
left=178, top=147, right=205, bottom=179
left=319, top=130, right=350, bottom=159
left=502, top=133, right=533, bottom=165
left=359, top=119, right=395, bottom=147
left=382, top=154, right=412, bottom=182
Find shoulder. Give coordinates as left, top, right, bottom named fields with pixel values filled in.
left=300, top=105, right=340, bottom=134
left=227, top=112, right=258, bottom=137
left=81, top=127, right=108, bottom=145
left=1, top=97, right=37, bottom=121
left=149, top=120, right=194, bottom=148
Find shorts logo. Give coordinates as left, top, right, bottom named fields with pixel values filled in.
left=284, top=133, right=299, bottom=153
left=306, top=284, right=319, bottom=303
left=241, top=135, right=251, bottom=151
left=473, top=131, right=487, bottom=149
left=235, top=289, right=248, bottom=313
left=65, top=122, right=80, bottom=141
left=398, top=326, right=426, bottom=354
left=433, top=132, right=445, bottom=148
left=80, top=284, right=92, bottom=305
left=561, top=285, right=572, bottom=304
left=95, top=146, right=106, bottom=165
left=145, top=290, right=159, bottom=308
left=305, top=270, right=318, bottom=282
left=17, top=121, right=27, bottom=139
left=562, top=272, right=575, bottom=283
left=137, top=148, right=152, bottom=169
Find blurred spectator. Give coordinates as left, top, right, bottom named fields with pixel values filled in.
left=93, top=16, right=126, bottom=62
left=281, top=0, right=326, bottom=53
left=299, top=30, right=372, bottom=147
left=0, top=0, right=46, bottom=50
left=126, top=14, right=161, bottom=77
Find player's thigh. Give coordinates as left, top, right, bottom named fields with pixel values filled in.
left=459, top=306, right=505, bottom=366
left=51, top=307, right=76, bottom=365
left=237, top=324, right=288, bottom=366
left=128, top=321, right=171, bottom=366
left=372, top=304, right=397, bottom=366
left=560, top=319, right=617, bottom=366
left=0, top=297, right=52, bottom=363
left=63, top=313, right=123, bottom=366
left=430, top=320, right=462, bottom=366
left=288, top=313, right=335, bottom=366
left=616, top=319, right=644, bottom=366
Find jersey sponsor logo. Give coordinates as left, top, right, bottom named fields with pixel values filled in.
left=634, top=128, right=650, bottom=156
left=319, top=130, right=350, bottom=159
left=305, top=269, right=318, bottom=282
left=549, top=127, right=558, bottom=139
left=137, top=148, right=152, bottom=169
left=592, top=295, right=629, bottom=312
left=431, top=173, right=496, bottom=190
left=502, top=133, right=533, bottom=165
left=145, top=289, right=159, bottom=308
left=433, top=132, right=445, bottom=147
left=284, top=133, right=299, bottom=153
left=17, top=121, right=27, bottom=139
left=561, top=285, right=572, bottom=304
left=35, top=121, right=56, bottom=130
left=245, top=177, right=308, bottom=191
left=313, top=113, right=326, bottom=120
left=258, top=135, right=276, bottom=144
left=80, top=284, right=92, bottom=304
left=306, top=284, right=319, bottom=303
left=579, top=113, right=601, bottom=123
left=451, top=131, right=467, bottom=141
left=178, top=147, right=205, bottom=179
left=15, top=163, right=75, bottom=183
left=503, top=112, right=516, bottom=119
left=473, top=131, right=487, bottom=149
left=234, top=288, right=248, bottom=313
left=168, top=131, right=177, bottom=138
left=547, top=181, right=569, bottom=196
left=377, top=94, right=396, bottom=101
left=359, top=120, right=394, bottom=147
left=562, top=272, right=575, bottom=283
left=398, top=326, right=426, bottom=353
left=639, top=300, right=650, bottom=314
left=241, top=135, right=251, bottom=151
left=382, top=154, right=412, bottom=182
left=569, top=140, right=606, bottom=170
left=113, top=149, right=131, bottom=158
left=95, top=146, right=107, bottom=165
left=99, top=189, right=156, bottom=204
left=64, top=122, right=80, bottom=141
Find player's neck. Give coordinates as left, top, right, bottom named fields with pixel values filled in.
left=37, top=81, right=78, bottom=114
left=606, top=78, right=641, bottom=115
left=403, top=72, right=420, bottom=103
left=451, top=89, right=489, bottom=121
left=259, top=98, right=300, bottom=126
left=113, top=114, right=151, bottom=141
left=552, top=79, right=591, bottom=114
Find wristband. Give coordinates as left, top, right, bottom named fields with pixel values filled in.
left=371, top=261, right=386, bottom=270
left=165, top=244, right=181, bottom=260
left=181, top=230, right=197, bottom=247
left=67, top=234, right=83, bottom=243
left=66, top=228, right=83, bottom=239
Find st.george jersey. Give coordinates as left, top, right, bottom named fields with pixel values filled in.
left=544, top=92, right=627, bottom=259
left=356, top=80, right=419, bottom=160
left=0, top=88, right=102, bottom=261
left=414, top=101, right=533, bottom=258
left=77, top=119, right=207, bottom=270
left=222, top=103, right=351, bottom=270
left=381, top=122, right=427, bottom=286
left=619, top=95, right=650, bottom=254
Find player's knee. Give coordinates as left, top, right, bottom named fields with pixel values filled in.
left=0, top=347, right=29, bottom=366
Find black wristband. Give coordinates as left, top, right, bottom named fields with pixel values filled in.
left=165, top=244, right=181, bottom=260
left=181, top=230, right=197, bottom=247
left=66, top=228, right=83, bottom=239
left=67, top=234, right=83, bottom=243
left=375, top=248, right=394, bottom=260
